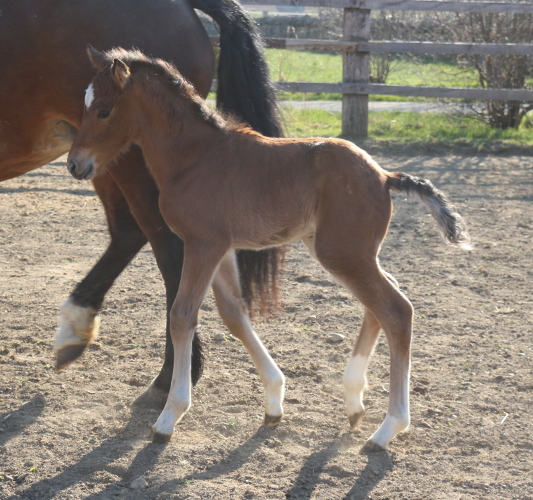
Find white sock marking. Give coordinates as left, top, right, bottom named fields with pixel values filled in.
left=343, top=354, right=368, bottom=416
left=54, top=298, right=99, bottom=352
left=368, top=413, right=410, bottom=449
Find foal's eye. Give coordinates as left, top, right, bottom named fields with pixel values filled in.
left=97, top=110, right=110, bottom=119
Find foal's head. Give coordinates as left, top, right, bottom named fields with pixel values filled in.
left=68, top=45, right=222, bottom=180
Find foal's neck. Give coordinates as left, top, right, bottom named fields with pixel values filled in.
left=133, top=84, right=224, bottom=182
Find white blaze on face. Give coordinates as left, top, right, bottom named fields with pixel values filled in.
left=85, top=83, right=95, bottom=109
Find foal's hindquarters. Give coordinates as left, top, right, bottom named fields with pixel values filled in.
left=302, top=168, right=413, bottom=452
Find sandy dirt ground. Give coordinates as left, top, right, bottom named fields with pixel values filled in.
left=0, top=151, right=532, bottom=499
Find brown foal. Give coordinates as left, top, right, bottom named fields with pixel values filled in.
left=67, top=47, right=470, bottom=452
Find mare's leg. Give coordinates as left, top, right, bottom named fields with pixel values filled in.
left=312, top=237, right=413, bottom=452
left=212, top=251, right=285, bottom=426
left=152, top=241, right=228, bottom=443
left=54, top=171, right=147, bottom=370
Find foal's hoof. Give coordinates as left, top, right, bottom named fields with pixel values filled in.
left=54, top=343, right=88, bottom=373
left=134, top=384, right=169, bottom=410
left=348, top=411, right=365, bottom=429
left=152, top=431, right=172, bottom=444
left=263, top=414, right=282, bottom=427
left=360, top=440, right=386, bottom=454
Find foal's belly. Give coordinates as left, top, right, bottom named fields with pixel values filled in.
left=233, top=219, right=316, bottom=250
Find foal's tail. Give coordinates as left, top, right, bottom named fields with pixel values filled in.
left=386, top=172, right=471, bottom=249
left=192, top=0, right=284, bottom=314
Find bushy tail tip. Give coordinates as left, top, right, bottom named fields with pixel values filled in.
left=386, top=172, right=471, bottom=249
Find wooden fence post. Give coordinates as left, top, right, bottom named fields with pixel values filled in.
left=342, top=6, right=371, bottom=138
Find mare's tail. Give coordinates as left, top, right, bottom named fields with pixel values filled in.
left=386, top=172, right=471, bottom=249
left=191, top=0, right=283, bottom=137
left=192, top=0, right=285, bottom=314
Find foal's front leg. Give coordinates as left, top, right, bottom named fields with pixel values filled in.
left=212, top=252, right=285, bottom=425
left=152, top=241, right=227, bottom=443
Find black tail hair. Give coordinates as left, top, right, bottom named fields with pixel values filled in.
left=192, top=0, right=285, bottom=314
left=387, top=172, right=471, bottom=249
left=191, top=0, right=283, bottom=138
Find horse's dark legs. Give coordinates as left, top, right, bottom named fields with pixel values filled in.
left=55, top=170, right=147, bottom=371
left=55, top=147, right=204, bottom=408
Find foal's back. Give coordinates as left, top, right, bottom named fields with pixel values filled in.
left=170, top=129, right=391, bottom=251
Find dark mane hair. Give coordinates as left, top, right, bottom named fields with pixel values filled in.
left=103, top=48, right=234, bottom=131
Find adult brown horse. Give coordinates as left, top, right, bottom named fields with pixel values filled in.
left=68, top=48, right=469, bottom=451
left=0, top=0, right=283, bottom=407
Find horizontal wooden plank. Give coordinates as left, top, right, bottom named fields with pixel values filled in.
left=210, top=36, right=357, bottom=51
left=242, top=0, right=533, bottom=14
left=211, top=80, right=533, bottom=100
left=360, top=41, right=533, bottom=56
left=274, top=81, right=346, bottom=93
left=243, top=0, right=359, bottom=7
left=365, top=0, right=533, bottom=14
left=354, top=83, right=533, bottom=100
left=211, top=36, right=533, bottom=56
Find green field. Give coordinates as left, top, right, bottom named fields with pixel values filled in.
left=209, top=49, right=532, bottom=146
left=264, top=49, right=533, bottom=146
left=266, top=49, right=480, bottom=102
left=280, top=107, right=533, bottom=150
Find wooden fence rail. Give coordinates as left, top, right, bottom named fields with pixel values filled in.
left=212, top=0, right=533, bottom=137
left=244, top=0, right=533, bottom=14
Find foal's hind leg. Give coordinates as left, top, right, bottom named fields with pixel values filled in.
left=343, top=308, right=381, bottom=428
left=212, top=252, right=285, bottom=426
left=348, top=269, right=412, bottom=452
left=314, top=244, right=413, bottom=451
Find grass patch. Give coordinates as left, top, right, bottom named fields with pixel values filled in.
left=281, top=106, right=533, bottom=153
left=265, top=49, right=479, bottom=102
left=281, top=107, right=341, bottom=137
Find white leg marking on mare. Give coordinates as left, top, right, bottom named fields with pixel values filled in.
left=343, top=354, right=369, bottom=416
left=54, top=298, right=100, bottom=352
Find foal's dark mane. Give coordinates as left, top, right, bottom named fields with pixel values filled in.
left=105, top=48, right=247, bottom=133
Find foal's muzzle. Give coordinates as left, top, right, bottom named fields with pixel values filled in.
left=67, top=159, right=95, bottom=180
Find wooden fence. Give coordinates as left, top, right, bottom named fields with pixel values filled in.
left=212, top=0, right=533, bottom=137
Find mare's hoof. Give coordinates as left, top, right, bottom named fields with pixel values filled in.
left=134, top=384, right=169, bottom=410
left=152, top=431, right=172, bottom=444
left=263, top=414, right=282, bottom=427
left=55, top=343, right=87, bottom=373
left=360, top=440, right=386, bottom=454
left=348, top=411, right=365, bottom=429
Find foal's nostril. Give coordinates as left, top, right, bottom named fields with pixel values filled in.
left=67, top=159, right=78, bottom=176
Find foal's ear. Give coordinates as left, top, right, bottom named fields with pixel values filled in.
left=112, top=59, right=131, bottom=89
left=86, top=44, right=108, bottom=70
